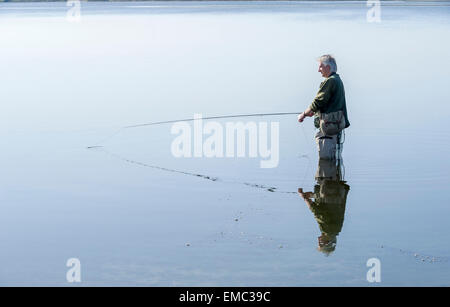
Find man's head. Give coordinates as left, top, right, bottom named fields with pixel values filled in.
left=317, top=233, right=337, bottom=256
left=318, top=54, right=337, bottom=78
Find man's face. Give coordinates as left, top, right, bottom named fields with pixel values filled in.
left=318, top=61, right=331, bottom=78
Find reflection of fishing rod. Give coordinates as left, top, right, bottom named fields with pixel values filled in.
left=124, top=112, right=302, bottom=129
left=88, top=111, right=302, bottom=147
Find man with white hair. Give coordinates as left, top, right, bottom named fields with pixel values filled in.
left=298, top=55, right=350, bottom=158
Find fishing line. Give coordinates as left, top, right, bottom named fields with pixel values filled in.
left=87, top=111, right=314, bottom=193
left=87, top=127, right=123, bottom=148
left=89, top=146, right=297, bottom=195
left=298, top=123, right=316, bottom=187
left=378, top=244, right=449, bottom=264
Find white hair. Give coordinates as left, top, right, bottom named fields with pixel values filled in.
left=318, top=54, right=337, bottom=73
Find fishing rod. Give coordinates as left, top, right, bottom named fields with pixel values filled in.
left=124, top=111, right=302, bottom=129
left=88, top=111, right=303, bottom=147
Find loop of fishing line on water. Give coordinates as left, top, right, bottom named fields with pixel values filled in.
left=87, top=111, right=316, bottom=194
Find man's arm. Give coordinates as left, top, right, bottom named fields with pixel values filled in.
left=298, top=107, right=314, bottom=122
left=310, top=78, right=334, bottom=112
left=298, top=188, right=315, bottom=208
left=298, top=78, right=334, bottom=122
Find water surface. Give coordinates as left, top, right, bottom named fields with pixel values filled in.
left=0, top=1, right=449, bottom=286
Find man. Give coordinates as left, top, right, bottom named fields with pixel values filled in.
left=298, top=55, right=350, bottom=157
left=298, top=55, right=349, bottom=127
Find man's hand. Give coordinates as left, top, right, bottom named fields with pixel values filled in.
left=298, top=108, right=314, bottom=123
left=298, top=188, right=314, bottom=200
left=298, top=112, right=306, bottom=123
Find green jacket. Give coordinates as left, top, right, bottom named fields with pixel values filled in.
left=310, top=180, right=350, bottom=236
left=310, top=73, right=350, bottom=128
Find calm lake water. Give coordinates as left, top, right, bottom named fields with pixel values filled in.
left=0, top=1, right=449, bottom=286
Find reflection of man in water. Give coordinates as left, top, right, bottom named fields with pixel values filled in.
left=298, top=159, right=350, bottom=256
